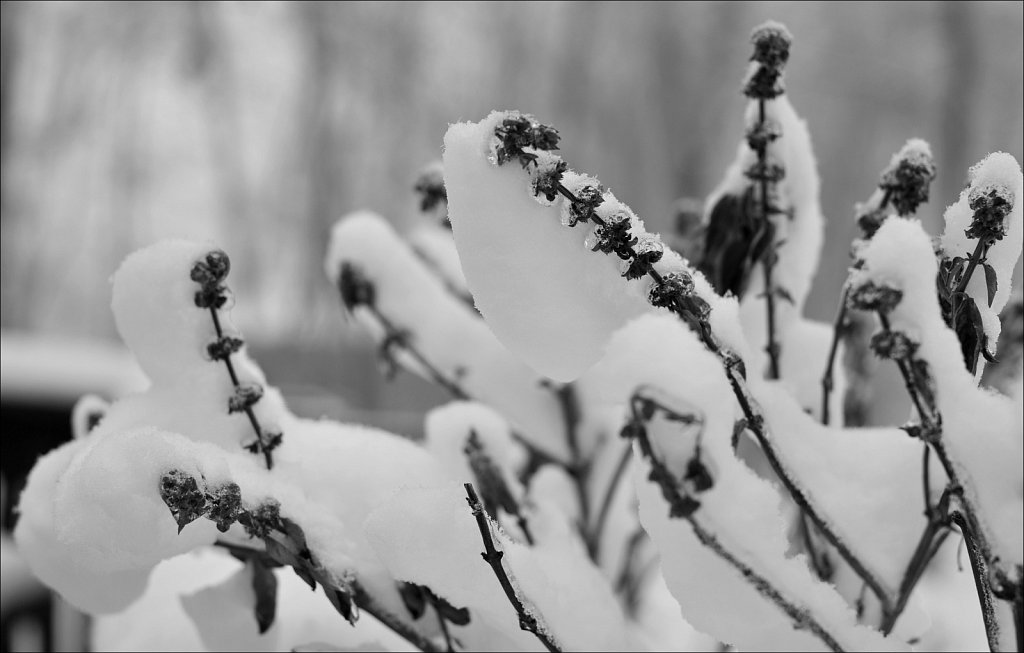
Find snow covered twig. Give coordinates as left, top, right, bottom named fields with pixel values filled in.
left=464, top=483, right=561, bottom=653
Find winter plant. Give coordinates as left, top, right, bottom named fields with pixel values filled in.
left=13, top=21, right=1024, bottom=653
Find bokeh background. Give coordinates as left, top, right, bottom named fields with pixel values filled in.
left=0, top=2, right=1021, bottom=650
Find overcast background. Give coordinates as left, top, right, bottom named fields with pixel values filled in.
left=1, top=1, right=1022, bottom=427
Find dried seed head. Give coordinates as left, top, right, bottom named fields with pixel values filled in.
left=207, top=482, right=242, bottom=533
left=750, top=21, right=792, bottom=69
left=966, top=183, right=1013, bottom=242
left=879, top=140, right=937, bottom=216
left=870, top=330, right=918, bottom=360
left=565, top=183, right=605, bottom=227
left=649, top=272, right=695, bottom=309
left=228, top=382, right=264, bottom=414
left=848, top=281, right=903, bottom=313
left=533, top=158, right=568, bottom=202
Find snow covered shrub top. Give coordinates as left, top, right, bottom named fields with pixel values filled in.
left=13, top=20, right=1024, bottom=653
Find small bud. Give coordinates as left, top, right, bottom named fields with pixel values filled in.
left=870, top=330, right=918, bottom=360
left=879, top=140, right=937, bottom=217
left=564, top=184, right=605, bottom=227
left=207, top=335, right=245, bottom=361
left=338, top=262, right=375, bottom=310
left=159, top=470, right=208, bottom=533
left=228, top=382, right=264, bottom=414
left=587, top=211, right=637, bottom=258
left=492, top=114, right=560, bottom=168
left=207, top=482, right=242, bottom=533
left=745, top=159, right=786, bottom=184
left=848, top=281, right=903, bottom=313
left=533, top=159, right=568, bottom=202
left=750, top=21, right=792, bottom=69
left=622, top=234, right=664, bottom=281
left=190, top=250, right=231, bottom=286
left=966, top=183, right=1013, bottom=242
left=649, top=272, right=695, bottom=309
left=413, top=161, right=447, bottom=213
left=242, top=499, right=282, bottom=539
left=745, top=119, right=782, bottom=152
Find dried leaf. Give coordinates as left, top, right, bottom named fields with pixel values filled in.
left=250, top=558, right=278, bottom=635
left=983, top=262, right=998, bottom=308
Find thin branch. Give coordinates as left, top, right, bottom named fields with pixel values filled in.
left=464, top=483, right=561, bottom=653
left=552, top=174, right=893, bottom=615
left=755, top=99, right=782, bottom=381
left=949, top=510, right=1001, bottom=652
left=820, top=286, right=850, bottom=425
left=588, top=441, right=633, bottom=559
left=624, top=402, right=845, bottom=653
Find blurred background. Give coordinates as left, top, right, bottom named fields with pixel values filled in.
left=0, top=1, right=1022, bottom=649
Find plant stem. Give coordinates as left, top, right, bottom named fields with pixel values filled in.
left=207, top=306, right=274, bottom=469
left=552, top=383, right=592, bottom=549
left=820, top=287, right=850, bottom=425
left=756, top=99, right=782, bottom=380
left=588, top=441, right=633, bottom=559
left=464, top=483, right=561, bottom=653
left=949, top=510, right=1001, bottom=652
left=553, top=178, right=892, bottom=615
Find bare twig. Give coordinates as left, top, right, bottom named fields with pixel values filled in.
left=820, top=286, right=850, bottom=425
left=623, top=395, right=845, bottom=653
left=464, top=483, right=561, bottom=653
left=588, top=441, right=633, bottom=559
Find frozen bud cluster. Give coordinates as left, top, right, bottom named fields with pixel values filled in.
left=490, top=113, right=560, bottom=168
left=191, top=250, right=231, bottom=309
left=622, top=233, right=665, bottom=280
left=847, top=281, right=903, bottom=313
left=869, top=330, right=918, bottom=360
left=562, top=181, right=605, bottom=227
left=879, top=139, right=936, bottom=217
left=966, top=182, right=1014, bottom=242
left=649, top=272, right=696, bottom=309
left=743, top=21, right=791, bottom=99
left=586, top=211, right=637, bottom=258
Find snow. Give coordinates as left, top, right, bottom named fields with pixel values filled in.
left=92, top=549, right=416, bottom=652
left=326, top=210, right=569, bottom=461
left=582, top=314, right=900, bottom=650
left=365, top=483, right=630, bottom=652
left=424, top=401, right=526, bottom=491
left=853, top=217, right=1023, bottom=568
left=406, top=223, right=471, bottom=303
left=444, top=113, right=651, bottom=382
left=939, top=152, right=1023, bottom=350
